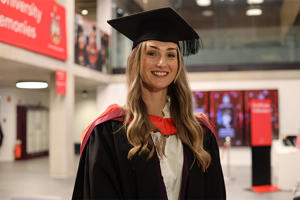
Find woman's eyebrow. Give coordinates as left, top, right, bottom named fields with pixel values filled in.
left=149, top=45, right=159, bottom=50
left=148, top=45, right=177, bottom=51
left=167, top=47, right=177, bottom=51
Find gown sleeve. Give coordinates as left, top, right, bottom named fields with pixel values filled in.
left=72, top=121, right=123, bottom=199
left=204, top=126, right=227, bottom=199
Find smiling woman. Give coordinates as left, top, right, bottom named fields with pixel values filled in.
left=73, top=7, right=226, bottom=200
left=141, top=40, right=178, bottom=93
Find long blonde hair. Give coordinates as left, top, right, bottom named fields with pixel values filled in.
left=124, top=41, right=211, bottom=171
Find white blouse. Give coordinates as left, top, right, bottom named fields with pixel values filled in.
left=150, top=103, right=184, bottom=200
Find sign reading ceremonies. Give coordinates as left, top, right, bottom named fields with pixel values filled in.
left=0, top=0, right=67, bottom=60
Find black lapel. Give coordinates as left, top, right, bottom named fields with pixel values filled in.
left=180, top=144, right=193, bottom=199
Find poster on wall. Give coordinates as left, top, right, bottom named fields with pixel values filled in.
left=192, top=91, right=209, bottom=116
left=75, top=14, right=109, bottom=72
left=209, top=91, right=244, bottom=146
left=0, top=0, right=67, bottom=60
left=244, top=90, right=279, bottom=146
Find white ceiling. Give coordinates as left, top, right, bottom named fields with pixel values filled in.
left=0, top=58, right=51, bottom=89
left=0, top=57, right=102, bottom=93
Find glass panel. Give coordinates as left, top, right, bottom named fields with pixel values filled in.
left=110, top=0, right=300, bottom=72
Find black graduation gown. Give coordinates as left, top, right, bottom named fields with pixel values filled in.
left=72, top=112, right=226, bottom=200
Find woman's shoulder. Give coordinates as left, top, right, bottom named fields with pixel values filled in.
left=196, top=113, right=216, bottom=136
left=195, top=113, right=218, bottom=146
left=80, top=104, right=126, bottom=155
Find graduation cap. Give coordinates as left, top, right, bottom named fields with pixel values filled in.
left=107, top=7, right=201, bottom=56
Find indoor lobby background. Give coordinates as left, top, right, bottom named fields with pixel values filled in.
left=0, top=0, right=300, bottom=199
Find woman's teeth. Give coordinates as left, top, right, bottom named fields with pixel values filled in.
left=153, top=71, right=167, bottom=76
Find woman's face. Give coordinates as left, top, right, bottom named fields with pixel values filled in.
left=141, top=40, right=179, bottom=92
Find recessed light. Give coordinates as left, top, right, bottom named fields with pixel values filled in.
left=81, top=9, right=88, bottom=15
left=196, top=0, right=211, bottom=7
left=116, top=8, right=124, bottom=15
left=16, top=81, right=48, bottom=89
left=81, top=90, right=88, bottom=98
left=246, top=7, right=262, bottom=16
left=247, top=0, right=264, bottom=4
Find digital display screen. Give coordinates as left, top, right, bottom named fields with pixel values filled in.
left=209, top=91, right=244, bottom=146
left=192, top=89, right=279, bottom=146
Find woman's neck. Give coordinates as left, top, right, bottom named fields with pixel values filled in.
left=141, top=87, right=167, bottom=117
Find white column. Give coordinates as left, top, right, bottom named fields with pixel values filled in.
left=49, top=71, right=75, bottom=178
left=96, top=0, right=112, bottom=35
left=48, top=0, right=75, bottom=178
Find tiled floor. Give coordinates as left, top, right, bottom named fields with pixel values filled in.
left=0, top=156, right=293, bottom=200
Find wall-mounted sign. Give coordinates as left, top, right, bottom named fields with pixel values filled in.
left=0, top=0, right=67, bottom=60
left=56, top=70, right=66, bottom=95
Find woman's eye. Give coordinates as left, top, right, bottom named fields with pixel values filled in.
left=167, top=53, right=176, bottom=58
left=147, top=51, right=156, bottom=56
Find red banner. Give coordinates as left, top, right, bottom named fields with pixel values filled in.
left=250, top=99, right=272, bottom=146
left=56, top=70, right=66, bottom=95
left=0, top=0, right=67, bottom=60
left=244, top=90, right=279, bottom=146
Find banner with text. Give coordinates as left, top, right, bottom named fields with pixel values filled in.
left=250, top=99, right=272, bottom=146
left=56, top=70, right=66, bottom=95
left=0, top=0, right=67, bottom=60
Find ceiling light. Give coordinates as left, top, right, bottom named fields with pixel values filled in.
left=81, top=9, right=88, bottom=15
left=81, top=90, right=88, bottom=98
left=196, top=0, right=211, bottom=7
left=247, top=0, right=264, bottom=4
left=16, top=81, right=48, bottom=89
left=246, top=7, right=262, bottom=16
left=116, top=8, right=124, bottom=16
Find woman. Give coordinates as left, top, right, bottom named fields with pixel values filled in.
left=73, top=7, right=226, bottom=200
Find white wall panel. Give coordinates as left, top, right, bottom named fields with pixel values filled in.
left=0, top=88, right=49, bottom=161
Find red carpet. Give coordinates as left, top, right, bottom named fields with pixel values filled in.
left=252, top=185, right=280, bottom=193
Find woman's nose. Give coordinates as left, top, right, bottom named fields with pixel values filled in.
left=157, top=56, right=168, bottom=67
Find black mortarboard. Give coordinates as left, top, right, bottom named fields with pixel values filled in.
left=107, top=7, right=200, bottom=56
